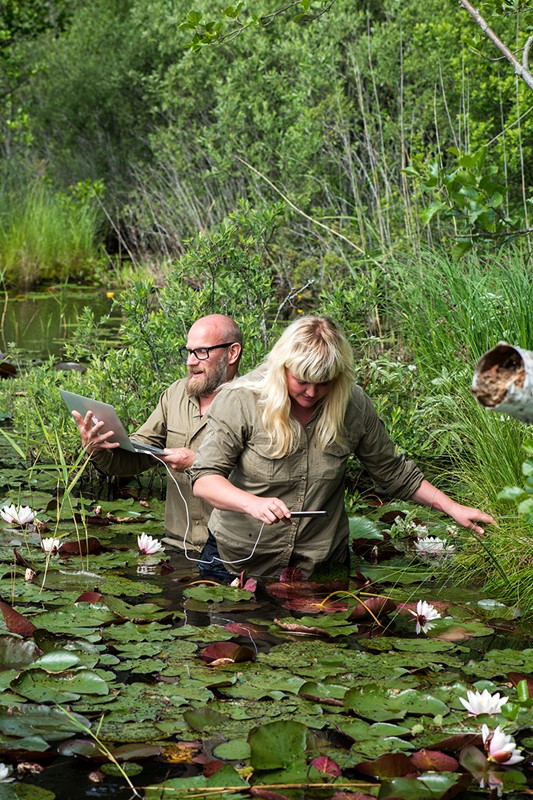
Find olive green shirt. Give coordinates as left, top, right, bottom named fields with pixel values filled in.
left=189, top=382, right=424, bottom=578
left=91, top=379, right=212, bottom=551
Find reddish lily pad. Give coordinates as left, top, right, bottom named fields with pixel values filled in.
left=356, top=752, right=413, bottom=778
left=410, top=749, right=458, bottom=772
left=60, top=537, right=104, bottom=555
left=332, top=793, right=376, bottom=800
left=347, top=597, right=397, bottom=620
left=508, top=671, right=533, bottom=696
left=267, top=579, right=348, bottom=600
left=273, top=619, right=330, bottom=636
left=0, top=598, right=37, bottom=637
left=281, top=597, right=349, bottom=614
left=310, top=755, right=342, bottom=777
left=200, top=642, right=255, bottom=664
left=224, top=622, right=270, bottom=640
left=250, top=789, right=291, bottom=800
left=76, top=592, right=104, bottom=604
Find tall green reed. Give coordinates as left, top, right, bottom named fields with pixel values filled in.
left=0, top=177, right=103, bottom=288
left=385, top=247, right=533, bottom=605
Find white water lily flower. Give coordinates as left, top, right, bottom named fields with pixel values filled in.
left=409, top=599, right=442, bottom=634
left=137, top=533, right=165, bottom=555
left=414, top=536, right=454, bottom=556
left=41, top=537, right=62, bottom=554
left=482, top=724, right=524, bottom=765
left=0, top=763, right=14, bottom=782
left=460, top=689, right=508, bottom=717
left=1, top=504, right=34, bottom=526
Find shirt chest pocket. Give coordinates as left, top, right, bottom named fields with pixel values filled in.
left=312, top=441, right=351, bottom=482
left=240, top=435, right=294, bottom=484
left=165, top=428, right=188, bottom=449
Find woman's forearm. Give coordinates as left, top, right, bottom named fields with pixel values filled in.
left=193, top=475, right=256, bottom=514
left=410, top=479, right=496, bottom=534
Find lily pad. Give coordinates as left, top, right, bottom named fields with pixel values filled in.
left=249, top=719, right=308, bottom=770
left=0, top=705, right=91, bottom=741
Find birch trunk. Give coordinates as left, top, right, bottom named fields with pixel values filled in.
left=472, top=342, right=533, bottom=424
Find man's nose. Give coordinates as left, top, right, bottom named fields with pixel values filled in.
left=187, top=351, right=200, bottom=365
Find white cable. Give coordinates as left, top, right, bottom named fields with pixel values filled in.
left=146, top=453, right=266, bottom=569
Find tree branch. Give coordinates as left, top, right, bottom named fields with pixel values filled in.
left=236, top=155, right=364, bottom=253
left=458, top=0, right=533, bottom=90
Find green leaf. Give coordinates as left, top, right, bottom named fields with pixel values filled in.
left=497, top=486, right=525, bottom=500
left=249, top=719, right=307, bottom=770
left=0, top=705, right=91, bottom=741
left=421, top=201, right=447, bottom=224
left=186, top=10, right=203, bottom=25
left=31, top=651, right=81, bottom=673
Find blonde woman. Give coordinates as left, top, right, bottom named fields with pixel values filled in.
left=190, top=315, right=494, bottom=581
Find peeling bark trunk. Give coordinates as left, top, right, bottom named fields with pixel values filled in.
left=472, top=342, right=533, bottom=424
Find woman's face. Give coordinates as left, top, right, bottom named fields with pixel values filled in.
left=285, top=369, right=332, bottom=411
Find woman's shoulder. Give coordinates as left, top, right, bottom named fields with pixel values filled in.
left=346, top=384, right=378, bottom=418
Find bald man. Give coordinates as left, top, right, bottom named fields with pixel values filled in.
left=72, top=315, right=243, bottom=552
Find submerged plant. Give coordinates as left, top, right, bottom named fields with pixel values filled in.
left=409, top=599, right=442, bottom=634
left=460, top=689, right=508, bottom=717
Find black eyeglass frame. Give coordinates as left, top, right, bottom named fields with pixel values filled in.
left=179, top=342, right=236, bottom=361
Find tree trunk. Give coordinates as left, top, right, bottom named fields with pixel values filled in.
left=472, top=342, right=533, bottom=424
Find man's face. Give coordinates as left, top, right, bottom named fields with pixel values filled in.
left=184, top=324, right=230, bottom=397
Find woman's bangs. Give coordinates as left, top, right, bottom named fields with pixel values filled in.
left=287, top=349, right=340, bottom=384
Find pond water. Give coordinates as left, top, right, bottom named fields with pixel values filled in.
left=0, top=293, right=532, bottom=798
left=0, top=489, right=532, bottom=800
left=0, top=287, right=118, bottom=361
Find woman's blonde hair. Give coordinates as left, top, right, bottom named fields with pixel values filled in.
left=231, top=315, right=355, bottom=457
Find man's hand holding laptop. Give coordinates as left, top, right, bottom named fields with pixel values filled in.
left=71, top=408, right=194, bottom=472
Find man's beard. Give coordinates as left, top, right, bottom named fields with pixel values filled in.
left=186, top=357, right=228, bottom=397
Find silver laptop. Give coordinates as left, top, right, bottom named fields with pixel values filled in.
left=60, top=390, right=165, bottom=456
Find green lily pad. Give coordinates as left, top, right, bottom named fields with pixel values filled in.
left=0, top=704, right=91, bottom=741
left=30, top=650, right=81, bottom=672
left=379, top=771, right=471, bottom=798
left=145, top=764, right=248, bottom=800
left=213, top=738, right=251, bottom=760
left=11, top=668, right=110, bottom=702
left=103, top=596, right=175, bottom=623
left=0, top=636, right=41, bottom=670
left=249, top=719, right=307, bottom=770
left=183, top=584, right=257, bottom=603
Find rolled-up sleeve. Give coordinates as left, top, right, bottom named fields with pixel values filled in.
left=349, top=389, right=424, bottom=499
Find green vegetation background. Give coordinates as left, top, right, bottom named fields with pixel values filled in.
left=1, top=0, right=533, bottom=606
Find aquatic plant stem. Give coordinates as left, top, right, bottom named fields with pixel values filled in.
left=58, top=707, right=141, bottom=797
left=142, top=780, right=378, bottom=797
left=320, top=590, right=384, bottom=627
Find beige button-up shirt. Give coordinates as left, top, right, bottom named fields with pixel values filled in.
left=91, top=379, right=211, bottom=551
left=189, top=382, right=424, bottom=578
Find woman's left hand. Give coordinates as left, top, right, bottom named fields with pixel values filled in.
left=446, top=503, right=496, bottom=535
left=410, top=480, right=496, bottom=535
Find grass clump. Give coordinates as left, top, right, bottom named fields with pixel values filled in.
left=0, top=175, right=104, bottom=288
left=383, top=247, right=533, bottom=608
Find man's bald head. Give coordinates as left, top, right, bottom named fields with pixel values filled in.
left=185, top=315, right=243, bottom=397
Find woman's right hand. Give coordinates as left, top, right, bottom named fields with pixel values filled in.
left=71, top=410, right=120, bottom=453
left=244, top=496, right=291, bottom=525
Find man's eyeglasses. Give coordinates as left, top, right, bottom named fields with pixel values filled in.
left=179, top=342, right=236, bottom=361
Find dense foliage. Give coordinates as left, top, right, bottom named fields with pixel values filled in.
left=1, top=0, right=532, bottom=284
